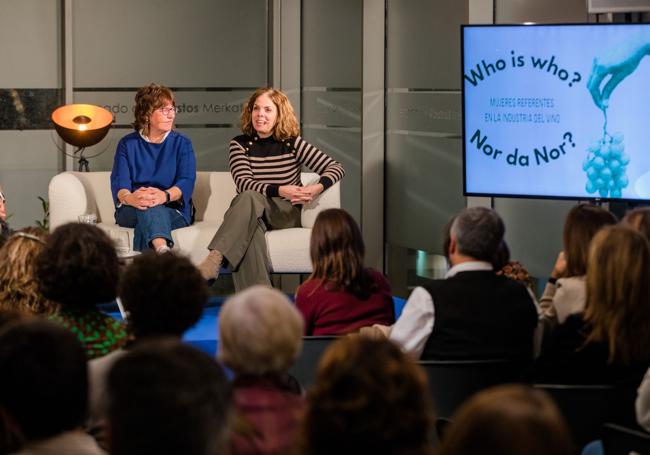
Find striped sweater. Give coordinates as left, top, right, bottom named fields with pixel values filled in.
left=229, top=134, right=345, bottom=197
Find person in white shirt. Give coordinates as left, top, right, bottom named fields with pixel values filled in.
left=386, top=207, right=539, bottom=360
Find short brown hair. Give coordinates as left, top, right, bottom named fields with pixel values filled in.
left=302, top=337, right=434, bottom=455
left=240, top=87, right=300, bottom=140
left=562, top=204, right=617, bottom=277
left=133, top=83, right=174, bottom=132
left=438, top=385, right=573, bottom=455
left=585, top=225, right=650, bottom=364
left=308, top=208, right=378, bottom=299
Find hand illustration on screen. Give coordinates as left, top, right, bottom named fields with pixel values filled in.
left=587, top=35, right=650, bottom=111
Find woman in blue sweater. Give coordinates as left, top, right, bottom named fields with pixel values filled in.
left=110, top=83, right=196, bottom=253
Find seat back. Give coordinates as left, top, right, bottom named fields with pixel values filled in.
left=288, top=335, right=338, bottom=390
left=193, top=172, right=236, bottom=222
left=534, top=384, right=638, bottom=450
left=419, top=358, right=527, bottom=419
left=602, top=423, right=650, bottom=455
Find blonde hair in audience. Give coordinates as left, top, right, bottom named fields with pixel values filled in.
left=0, top=228, right=56, bottom=315
left=218, top=285, right=303, bottom=376
left=438, top=385, right=573, bottom=455
left=584, top=225, right=650, bottom=364
left=622, top=206, right=650, bottom=240
left=240, top=87, right=300, bottom=140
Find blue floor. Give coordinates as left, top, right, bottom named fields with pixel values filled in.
left=104, top=295, right=407, bottom=357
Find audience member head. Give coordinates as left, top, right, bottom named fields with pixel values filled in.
left=0, top=309, right=26, bottom=330
left=0, top=319, right=88, bottom=444
left=448, top=207, right=505, bottom=264
left=219, top=285, right=303, bottom=377
left=119, top=252, right=206, bottom=339
left=585, top=225, right=650, bottom=364
left=107, top=339, right=231, bottom=455
left=36, top=222, right=119, bottom=307
left=438, top=384, right=573, bottom=455
left=491, top=238, right=512, bottom=271
left=622, top=206, right=650, bottom=240
left=0, top=228, right=54, bottom=315
left=302, top=336, right=433, bottom=455
left=496, top=260, right=535, bottom=290
left=240, top=87, right=300, bottom=140
left=309, top=208, right=378, bottom=299
left=562, top=204, right=617, bottom=277
left=132, top=82, right=174, bottom=132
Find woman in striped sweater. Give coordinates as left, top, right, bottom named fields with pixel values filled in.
left=198, top=88, right=345, bottom=291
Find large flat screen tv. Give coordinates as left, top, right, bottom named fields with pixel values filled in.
left=462, top=23, right=650, bottom=201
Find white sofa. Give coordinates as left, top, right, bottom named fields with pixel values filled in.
left=48, top=171, right=340, bottom=272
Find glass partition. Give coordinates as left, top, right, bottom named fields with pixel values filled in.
left=72, top=0, right=269, bottom=172
left=385, top=0, right=468, bottom=296
left=301, top=0, right=362, bottom=221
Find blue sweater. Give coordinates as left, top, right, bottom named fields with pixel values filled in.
left=110, top=130, right=196, bottom=224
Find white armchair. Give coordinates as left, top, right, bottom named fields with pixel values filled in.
left=48, top=171, right=340, bottom=272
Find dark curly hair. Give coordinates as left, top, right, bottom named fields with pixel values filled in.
left=302, top=336, right=434, bottom=455
left=35, top=223, right=119, bottom=307
left=119, top=252, right=207, bottom=338
left=132, top=83, right=174, bottom=132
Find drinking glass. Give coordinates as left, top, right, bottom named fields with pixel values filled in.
left=111, top=230, right=131, bottom=255
left=78, top=213, right=97, bottom=224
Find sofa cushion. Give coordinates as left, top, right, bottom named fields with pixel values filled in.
left=266, top=228, right=313, bottom=273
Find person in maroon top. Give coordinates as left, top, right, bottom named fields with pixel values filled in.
left=296, top=208, right=395, bottom=335
left=219, top=285, right=306, bottom=455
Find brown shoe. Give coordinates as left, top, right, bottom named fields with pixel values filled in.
left=198, top=249, right=223, bottom=281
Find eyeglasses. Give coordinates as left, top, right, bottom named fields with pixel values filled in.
left=0, top=191, right=5, bottom=202
left=157, top=106, right=177, bottom=116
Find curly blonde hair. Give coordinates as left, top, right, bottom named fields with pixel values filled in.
left=240, top=87, right=300, bottom=140
left=0, top=228, right=56, bottom=315
left=132, top=83, right=174, bottom=133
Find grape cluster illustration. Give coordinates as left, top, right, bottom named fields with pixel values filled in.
left=583, top=131, right=629, bottom=198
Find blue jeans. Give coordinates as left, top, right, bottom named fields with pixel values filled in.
left=115, top=205, right=188, bottom=251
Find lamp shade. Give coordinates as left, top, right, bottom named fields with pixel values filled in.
left=51, top=104, right=113, bottom=148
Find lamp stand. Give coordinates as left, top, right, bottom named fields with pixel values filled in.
left=76, top=148, right=90, bottom=172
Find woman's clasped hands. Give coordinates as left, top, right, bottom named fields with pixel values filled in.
left=279, top=183, right=324, bottom=205
left=124, top=187, right=167, bottom=210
